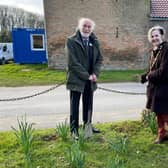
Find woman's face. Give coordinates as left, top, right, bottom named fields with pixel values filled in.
left=151, top=30, right=163, bottom=47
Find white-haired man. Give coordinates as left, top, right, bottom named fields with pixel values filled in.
left=65, top=18, right=103, bottom=137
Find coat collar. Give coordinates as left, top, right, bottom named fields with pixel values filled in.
left=73, top=31, right=84, bottom=48
left=72, top=30, right=97, bottom=46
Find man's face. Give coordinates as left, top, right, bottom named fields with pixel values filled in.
left=151, top=30, right=163, bottom=47
left=81, top=21, right=92, bottom=37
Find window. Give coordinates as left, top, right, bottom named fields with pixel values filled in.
left=150, top=0, right=168, bottom=20
left=31, top=34, right=45, bottom=51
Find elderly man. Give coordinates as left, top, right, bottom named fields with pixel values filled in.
left=65, top=18, right=103, bottom=137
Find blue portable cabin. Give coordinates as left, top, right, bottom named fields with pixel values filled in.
left=12, top=28, right=47, bottom=64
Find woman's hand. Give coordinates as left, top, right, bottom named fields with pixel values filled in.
left=141, top=73, right=148, bottom=84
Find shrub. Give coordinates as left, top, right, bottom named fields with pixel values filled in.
left=106, top=155, right=125, bottom=168
left=108, top=135, right=129, bottom=155
left=12, top=116, right=34, bottom=168
left=56, top=119, right=69, bottom=141
left=141, top=109, right=157, bottom=135
left=66, top=143, right=85, bottom=168
left=76, top=128, right=87, bottom=149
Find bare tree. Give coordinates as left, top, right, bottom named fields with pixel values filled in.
left=0, top=5, right=44, bottom=42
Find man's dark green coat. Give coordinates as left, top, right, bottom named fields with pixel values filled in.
left=65, top=30, right=103, bottom=92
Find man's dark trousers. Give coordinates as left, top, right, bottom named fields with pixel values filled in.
left=70, top=81, right=93, bottom=133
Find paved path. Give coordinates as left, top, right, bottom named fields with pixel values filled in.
left=0, top=83, right=147, bottom=131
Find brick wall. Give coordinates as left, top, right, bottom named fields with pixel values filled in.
left=44, top=0, right=168, bottom=70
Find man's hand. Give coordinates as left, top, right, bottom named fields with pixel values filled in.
left=89, top=75, right=93, bottom=81
left=89, top=74, right=97, bottom=82
left=92, top=74, right=97, bottom=82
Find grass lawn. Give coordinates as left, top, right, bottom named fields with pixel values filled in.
left=0, top=63, right=145, bottom=87
left=0, top=121, right=168, bottom=168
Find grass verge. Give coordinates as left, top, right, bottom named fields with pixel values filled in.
left=0, top=121, right=168, bottom=168
left=0, top=63, right=144, bottom=87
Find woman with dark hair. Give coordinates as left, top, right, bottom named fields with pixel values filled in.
left=141, top=26, right=168, bottom=144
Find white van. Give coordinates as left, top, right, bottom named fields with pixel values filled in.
left=0, top=43, right=13, bottom=64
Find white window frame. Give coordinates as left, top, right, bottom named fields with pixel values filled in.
left=30, top=34, right=45, bottom=51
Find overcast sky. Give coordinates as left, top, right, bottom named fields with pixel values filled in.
left=0, top=0, right=44, bottom=15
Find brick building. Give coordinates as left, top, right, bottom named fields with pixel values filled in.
left=43, top=0, right=168, bottom=70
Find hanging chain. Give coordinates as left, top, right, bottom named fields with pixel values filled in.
left=0, top=81, right=65, bottom=102
left=98, top=86, right=145, bottom=95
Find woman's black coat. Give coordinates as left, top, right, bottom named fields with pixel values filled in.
left=141, top=41, right=168, bottom=114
